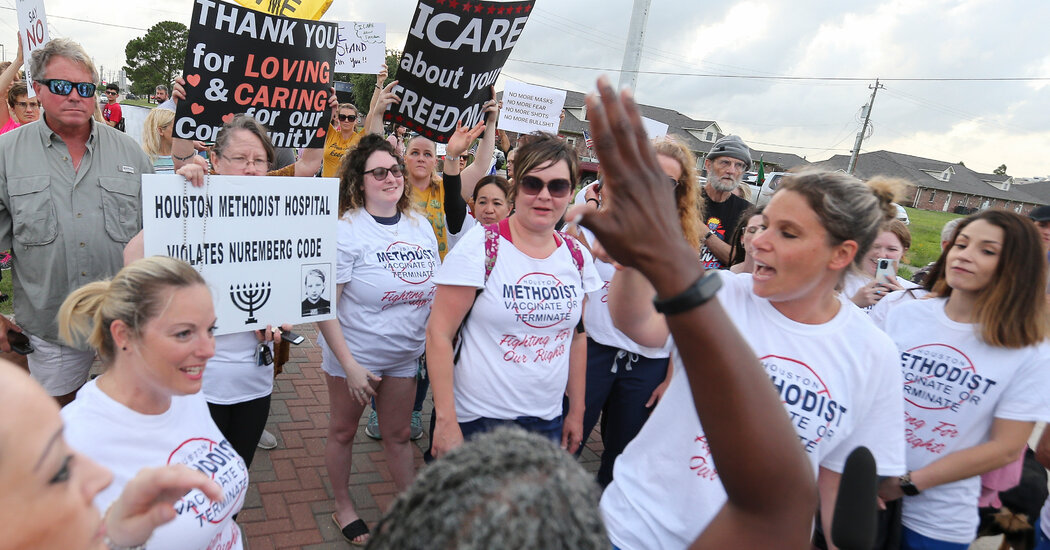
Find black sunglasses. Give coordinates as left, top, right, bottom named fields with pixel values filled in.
left=519, top=176, right=572, bottom=198
left=362, top=165, right=404, bottom=180
left=337, top=113, right=358, bottom=121
left=36, top=79, right=97, bottom=98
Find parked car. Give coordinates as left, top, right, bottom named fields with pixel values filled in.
left=743, top=171, right=789, bottom=206
left=893, top=203, right=910, bottom=225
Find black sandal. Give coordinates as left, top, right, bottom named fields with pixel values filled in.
left=332, top=513, right=370, bottom=546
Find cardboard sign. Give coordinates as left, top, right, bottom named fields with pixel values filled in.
left=16, top=0, right=50, bottom=98
left=498, top=80, right=566, bottom=135
left=142, top=174, right=339, bottom=334
left=642, top=116, right=669, bottom=139
left=335, top=22, right=386, bottom=74
left=233, top=0, right=332, bottom=20
left=175, top=0, right=337, bottom=148
left=386, top=0, right=535, bottom=143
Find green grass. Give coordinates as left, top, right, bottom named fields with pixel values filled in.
left=0, top=269, right=11, bottom=316
left=120, top=98, right=155, bottom=108
left=902, top=206, right=963, bottom=268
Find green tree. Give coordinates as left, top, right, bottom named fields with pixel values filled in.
left=994, top=164, right=1008, bottom=175
left=333, top=50, right=401, bottom=115
left=123, top=21, right=188, bottom=96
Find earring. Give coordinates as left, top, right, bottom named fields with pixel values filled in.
left=122, top=346, right=127, bottom=351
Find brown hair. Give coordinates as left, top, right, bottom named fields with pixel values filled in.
left=653, top=137, right=703, bottom=250
left=472, top=175, right=511, bottom=203
left=7, top=82, right=28, bottom=107
left=337, top=134, right=415, bottom=215
left=728, top=205, right=763, bottom=267
left=923, top=210, right=1049, bottom=348
left=778, top=171, right=904, bottom=269
left=508, top=132, right=579, bottom=204
left=58, top=257, right=206, bottom=362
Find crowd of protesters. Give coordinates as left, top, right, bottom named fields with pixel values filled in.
left=2, top=31, right=1050, bottom=550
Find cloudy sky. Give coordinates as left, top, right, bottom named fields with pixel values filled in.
left=6, top=0, right=1050, bottom=176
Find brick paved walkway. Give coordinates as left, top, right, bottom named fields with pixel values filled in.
left=238, top=324, right=605, bottom=549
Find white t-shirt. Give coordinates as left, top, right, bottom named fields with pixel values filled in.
left=868, top=287, right=930, bottom=327
left=433, top=223, right=603, bottom=422
left=319, top=209, right=439, bottom=373
left=879, top=298, right=1050, bottom=543
left=578, top=227, right=669, bottom=358
left=202, top=332, right=273, bottom=405
left=62, top=380, right=247, bottom=550
left=448, top=213, right=475, bottom=252
left=841, top=270, right=919, bottom=313
left=600, top=271, right=905, bottom=550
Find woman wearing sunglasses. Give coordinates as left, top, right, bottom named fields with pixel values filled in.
left=426, top=132, right=603, bottom=459
left=317, top=134, right=439, bottom=546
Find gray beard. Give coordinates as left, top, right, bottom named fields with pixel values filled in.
left=710, top=177, right=739, bottom=193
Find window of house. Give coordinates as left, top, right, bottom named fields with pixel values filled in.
left=928, top=190, right=936, bottom=203
left=705, top=131, right=713, bottom=141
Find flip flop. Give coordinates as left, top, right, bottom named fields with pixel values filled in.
left=332, top=513, right=370, bottom=546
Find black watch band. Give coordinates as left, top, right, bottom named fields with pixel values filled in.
left=652, top=271, right=722, bottom=316
left=899, top=472, right=920, bottom=496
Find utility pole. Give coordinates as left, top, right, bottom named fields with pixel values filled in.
left=617, top=0, right=652, bottom=92
left=847, top=78, right=884, bottom=175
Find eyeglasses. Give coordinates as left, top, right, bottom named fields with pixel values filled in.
left=219, top=154, right=269, bottom=170
left=14, top=101, right=40, bottom=110
left=337, top=113, right=358, bottom=122
left=519, top=176, right=572, bottom=198
left=745, top=225, right=766, bottom=234
left=36, top=79, right=97, bottom=98
left=362, top=165, right=404, bottom=180
left=105, top=90, right=118, bottom=96
left=714, top=158, right=748, bottom=171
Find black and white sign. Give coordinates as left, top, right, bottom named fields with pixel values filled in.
left=142, top=175, right=339, bottom=334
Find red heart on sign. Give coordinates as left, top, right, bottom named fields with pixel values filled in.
left=190, top=103, right=204, bottom=115
left=222, top=113, right=234, bottom=123
left=186, top=74, right=201, bottom=87
left=316, top=127, right=326, bottom=138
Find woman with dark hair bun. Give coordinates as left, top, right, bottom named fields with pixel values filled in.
left=317, top=133, right=439, bottom=546
left=875, top=209, right=1050, bottom=549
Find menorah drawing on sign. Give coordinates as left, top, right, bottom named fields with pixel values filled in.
left=230, top=282, right=272, bottom=324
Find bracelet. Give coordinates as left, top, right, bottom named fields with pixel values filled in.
left=586, top=197, right=600, bottom=209
left=652, top=271, right=722, bottom=315
left=703, top=229, right=716, bottom=242
left=104, top=536, right=146, bottom=550
left=172, top=152, right=197, bottom=161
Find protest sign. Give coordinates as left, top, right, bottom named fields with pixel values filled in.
left=233, top=0, right=332, bottom=20
left=387, top=0, right=535, bottom=143
left=16, top=0, right=50, bottom=98
left=641, top=116, right=669, bottom=139
left=142, top=174, right=339, bottom=334
left=498, top=80, right=566, bottom=135
left=174, top=0, right=337, bottom=148
left=335, top=22, right=386, bottom=74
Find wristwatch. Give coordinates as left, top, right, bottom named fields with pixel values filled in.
left=652, top=271, right=722, bottom=316
left=704, top=229, right=716, bottom=242
left=899, top=472, right=920, bottom=496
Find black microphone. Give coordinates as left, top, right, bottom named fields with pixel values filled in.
left=830, top=446, right=878, bottom=550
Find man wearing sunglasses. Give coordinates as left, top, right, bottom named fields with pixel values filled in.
left=700, top=135, right=753, bottom=270
left=0, top=38, right=153, bottom=405
left=102, top=83, right=122, bottom=130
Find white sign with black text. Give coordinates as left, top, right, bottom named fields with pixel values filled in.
left=498, top=81, right=567, bottom=135
left=16, top=0, right=50, bottom=98
left=335, top=22, right=386, bottom=74
left=142, top=175, right=339, bottom=335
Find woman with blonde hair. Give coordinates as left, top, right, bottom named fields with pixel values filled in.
left=876, top=209, right=1050, bottom=548
left=141, top=107, right=175, bottom=173
left=58, top=256, right=248, bottom=550
left=571, top=135, right=703, bottom=487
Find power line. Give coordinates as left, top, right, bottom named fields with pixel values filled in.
left=0, top=7, right=149, bottom=31
left=509, top=59, right=1050, bottom=82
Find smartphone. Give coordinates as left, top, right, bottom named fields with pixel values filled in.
left=7, top=329, right=33, bottom=355
left=875, top=258, right=898, bottom=285
left=279, top=329, right=305, bottom=345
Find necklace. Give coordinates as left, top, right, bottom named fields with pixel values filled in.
left=181, top=176, right=210, bottom=271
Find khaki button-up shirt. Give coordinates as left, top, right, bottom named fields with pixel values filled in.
left=0, top=117, right=153, bottom=344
